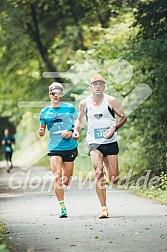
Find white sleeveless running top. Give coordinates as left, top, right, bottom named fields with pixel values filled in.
left=85, top=94, right=118, bottom=144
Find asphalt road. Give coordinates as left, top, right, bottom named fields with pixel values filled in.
left=0, top=163, right=167, bottom=252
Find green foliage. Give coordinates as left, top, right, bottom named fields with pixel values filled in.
left=0, top=244, right=9, bottom=252
left=133, top=0, right=167, bottom=39
left=158, top=172, right=167, bottom=190
left=133, top=188, right=167, bottom=205
left=0, top=0, right=122, bottom=119
left=131, top=0, right=167, bottom=175
left=0, top=223, right=10, bottom=252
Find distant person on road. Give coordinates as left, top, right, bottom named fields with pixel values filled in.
left=73, top=75, right=127, bottom=218
left=1, top=128, right=15, bottom=172
left=39, top=82, right=78, bottom=218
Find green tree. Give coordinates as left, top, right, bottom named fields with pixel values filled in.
left=131, top=0, right=167, bottom=174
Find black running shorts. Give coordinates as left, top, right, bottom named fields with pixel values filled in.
left=48, top=148, right=78, bottom=162
left=88, top=142, right=119, bottom=157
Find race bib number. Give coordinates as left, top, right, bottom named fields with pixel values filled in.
left=94, top=127, right=110, bottom=139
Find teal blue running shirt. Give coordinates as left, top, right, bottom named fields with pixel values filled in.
left=40, top=103, right=78, bottom=151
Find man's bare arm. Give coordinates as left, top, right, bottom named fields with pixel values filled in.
left=104, top=97, right=126, bottom=139
left=1, top=140, right=5, bottom=145
left=109, top=97, right=127, bottom=130
left=39, top=124, right=46, bottom=137
left=72, top=100, right=86, bottom=140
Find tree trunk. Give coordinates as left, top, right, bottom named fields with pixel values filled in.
left=68, top=0, right=87, bottom=50
left=28, top=3, right=62, bottom=82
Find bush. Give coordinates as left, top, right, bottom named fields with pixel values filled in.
left=158, top=172, right=167, bottom=190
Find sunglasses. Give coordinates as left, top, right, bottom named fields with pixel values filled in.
left=50, top=91, right=63, bottom=96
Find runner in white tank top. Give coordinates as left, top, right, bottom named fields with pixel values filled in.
left=73, top=74, right=127, bottom=219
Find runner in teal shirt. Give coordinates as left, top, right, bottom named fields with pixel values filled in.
left=39, top=82, right=78, bottom=218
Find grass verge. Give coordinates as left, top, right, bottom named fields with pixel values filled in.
left=132, top=188, right=167, bottom=205
left=0, top=222, right=10, bottom=252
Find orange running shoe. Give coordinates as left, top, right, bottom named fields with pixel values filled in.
left=99, top=206, right=109, bottom=219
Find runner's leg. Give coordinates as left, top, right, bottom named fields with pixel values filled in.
left=62, top=161, right=74, bottom=186
left=90, top=150, right=106, bottom=206
left=50, top=156, right=68, bottom=217
left=50, top=156, right=64, bottom=201
left=104, top=155, right=119, bottom=184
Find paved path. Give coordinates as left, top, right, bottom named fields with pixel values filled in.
left=0, top=164, right=167, bottom=252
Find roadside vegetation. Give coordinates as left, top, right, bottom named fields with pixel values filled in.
left=0, top=222, right=10, bottom=252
